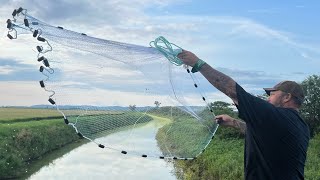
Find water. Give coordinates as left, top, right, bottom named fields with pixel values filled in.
left=27, top=120, right=177, bottom=180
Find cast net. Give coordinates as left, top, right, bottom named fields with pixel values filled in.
left=6, top=7, right=219, bottom=159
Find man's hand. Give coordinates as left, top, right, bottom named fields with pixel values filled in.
left=215, top=114, right=246, bottom=134
left=215, top=114, right=235, bottom=127
left=177, top=50, right=199, bottom=67
left=178, top=49, right=239, bottom=104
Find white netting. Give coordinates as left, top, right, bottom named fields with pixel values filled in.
left=7, top=8, right=219, bottom=159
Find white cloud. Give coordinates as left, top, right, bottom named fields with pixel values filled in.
left=0, top=65, right=14, bottom=74
left=248, top=8, right=280, bottom=14
left=0, top=0, right=319, bottom=107
left=0, top=81, right=49, bottom=106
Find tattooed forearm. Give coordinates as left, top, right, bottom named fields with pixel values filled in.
left=233, top=118, right=247, bottom=134
left=199, top=63, right=238, bottom=104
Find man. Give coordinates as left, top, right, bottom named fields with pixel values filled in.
left=177, top=50, right=310, bottom=179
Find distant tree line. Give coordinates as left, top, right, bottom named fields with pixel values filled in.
left=300, top=75, right=320, bottom=137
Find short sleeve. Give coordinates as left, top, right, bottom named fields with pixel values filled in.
left=236, top=83, right=278, bottom=127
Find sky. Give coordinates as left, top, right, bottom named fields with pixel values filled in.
left=0, top=0, right=319, bottom=107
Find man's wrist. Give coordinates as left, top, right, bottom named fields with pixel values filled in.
left=232, top=118, right=237, bottom=128
left=191, top=59, right=206, bottom=73
left=232, top=118, right=246, bottom=134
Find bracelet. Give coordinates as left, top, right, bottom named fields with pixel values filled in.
left=191, top=59, right=206, bottom=73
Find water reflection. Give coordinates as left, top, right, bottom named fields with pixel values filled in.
left=28, top=120, right=176, bottom=180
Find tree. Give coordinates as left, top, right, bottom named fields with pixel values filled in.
left=154, top=101, right=161, bottom=108
left=209, top=101, right=242, bottom=139
left=129, top=104, right=136, bottom=111
left=210, top=101, right=235, bottom=115
left=300, top=75, right=320, bottom=137
left=257, top=93, right=268, bottom=101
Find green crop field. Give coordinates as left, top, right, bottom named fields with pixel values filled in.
left=0, top=108, right=62, bottom=121
left=0, top=107, right=124, bottom=123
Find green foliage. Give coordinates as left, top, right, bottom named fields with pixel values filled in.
left=152, top=104, right=219, bottom=157
left=305, top=133, right=320, bottom=179
left=210, top=101, right=233, bottom=111
left=129, top=104, right=136, bottom=111
left=301, top=75, right=320, bottom=136
left=256, top=93, right=268, bottom=101
left=216, top=126, right=244, bottom=139
left=174, top=128, right=320, bottom=180
left=149, top=106, right=193, bottom=118
left=0, top=119, right=79, bottom=179
left=155, top=102, right=245, bottom=179
left=154, top=101, right=245, bottom=179
left=210, top=101, right=237, bottom=118
left=175, top=134, right=244, bottom=180
left=154, top=101, right=161, bottom=108
left=156, top=116, right=216, bottom=157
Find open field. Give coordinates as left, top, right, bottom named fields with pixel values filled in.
left=0, top=108, right=62, bottom=121
left=0, top=107, right=125, bottom=123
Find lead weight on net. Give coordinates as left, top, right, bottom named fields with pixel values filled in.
left=37, top=37, right=46, bottom=42
left=43, top=59, right=50, bottom=67
left=17, top=7, right=23, bottom=14
left=33, top=30, right=38, bottom=37
left=12, top=9, right=17, bottom=16
left=36, top=46, right=43, bottom=52
left=7, top=34, right=13, bottom=40
left=24, top=19, right=29, bottom=27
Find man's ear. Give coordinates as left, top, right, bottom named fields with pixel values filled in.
left=283, top=93, right=292, bottom=103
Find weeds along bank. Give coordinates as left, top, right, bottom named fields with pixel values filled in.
left=0, top=118, right=80, bottom=179
left=304, top=133, right=320, bottom=179
left=168, top=127, right=320, bottom=180
left=154, top=103, right=320, bottom=179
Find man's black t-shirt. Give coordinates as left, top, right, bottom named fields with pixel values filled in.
left=235, top=83, right=310, bottom=180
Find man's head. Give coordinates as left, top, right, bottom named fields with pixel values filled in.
left=263, top=81, right=305, bottom=108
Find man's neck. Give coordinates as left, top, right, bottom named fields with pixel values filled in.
left=283, top=103, right=299, bottom=111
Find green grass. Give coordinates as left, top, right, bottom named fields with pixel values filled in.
left=172, top=127, right=244, bottom=180
left=305, top=133, right=320, bottom=179
left=0, top=107, right=61, bottom=121
left=0, top=118, right=80, bottom=179
left=0, top=107, right=124, bottom=123
left=170, top=127, right=320, bottom=180
left=153, top=106, right=320, bottom=179
left=156, top=116, right=217, bottom=158
left=155, top=111, right=319, bottom=179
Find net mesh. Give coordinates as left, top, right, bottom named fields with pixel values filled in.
left=7, top=8, right=219, bottom=159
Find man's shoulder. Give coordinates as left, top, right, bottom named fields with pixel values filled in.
left=277, top=107, right=310, bottom=134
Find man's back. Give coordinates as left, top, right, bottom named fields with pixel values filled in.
left=236, top=84, right=310, bottom=179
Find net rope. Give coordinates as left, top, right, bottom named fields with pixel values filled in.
left=6, top=7, right=219, bottom=160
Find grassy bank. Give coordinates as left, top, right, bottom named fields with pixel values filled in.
left=172, top=127, right=245, bottom=180
left=153, top=105, right=320, bottom=179
left=0, top=118, right=80, bottom=179
left=305, top=133, right=320, bottom=179
left=165, top=126, right=320, bottom=179
left=156, top=116, right=217, bottom=158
